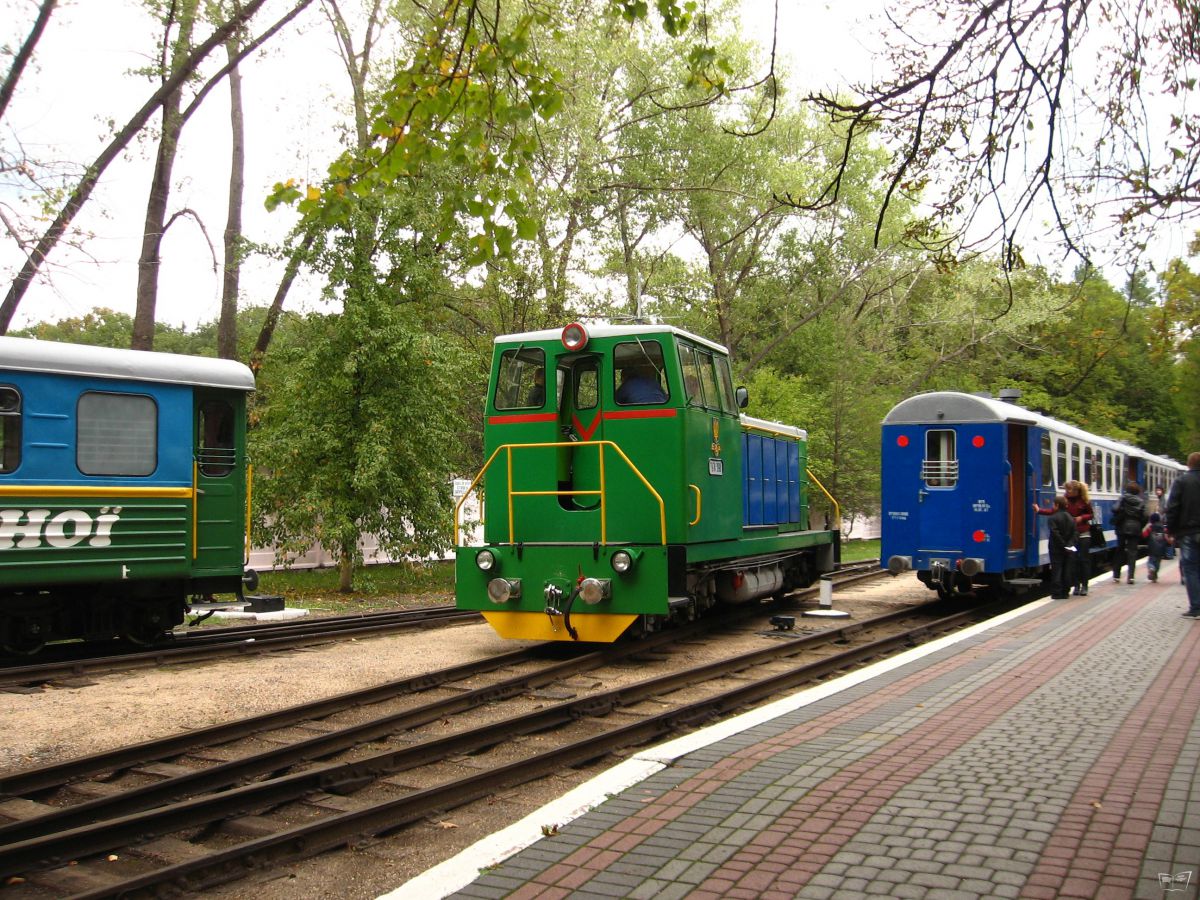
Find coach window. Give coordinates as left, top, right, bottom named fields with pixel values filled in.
left=923, top=429, right=958, bottom=487
left=198, top=400, right=236, bottom=477
left=1070, top=444, right=1080, bottom=482
left=1056, top=438, right=1067, bottom=488
left=77, top=392, right=157, bottom=477
left=1040, top=434, right=1053, bottom=488
left=1105, top=452, right=1114, bottom=492
left=0, top=387, right=20, bottom=473
left=494, top=348, right=545, bottom=410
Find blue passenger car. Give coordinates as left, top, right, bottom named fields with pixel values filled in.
left=880, top=391, right=1183, bottom=597
left=0, top=337, right=255, bottom=652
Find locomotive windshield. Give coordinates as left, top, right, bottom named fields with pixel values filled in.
left=613, top=341, right=669, bottom=405
left=0, top=387, right=19, bottom=473
left=678, top=341, right=737, bottom=412
left=494, top=348, right=546, bottom=410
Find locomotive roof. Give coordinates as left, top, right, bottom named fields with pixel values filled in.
left=0, top=336, right=256, bottom=391
left=496, top=323, right=728, bottom=355
left=883, top=391, right=1184, bottom=470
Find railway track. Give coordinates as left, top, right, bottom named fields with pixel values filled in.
left=0, top=585, right=1009, bottom=899
left=0, top=561, right=884, bottom=689
left=0, top=606, right=480, bottom=689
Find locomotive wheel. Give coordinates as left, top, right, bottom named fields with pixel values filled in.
left=2, top=620, right=48, bottom=656
left=121, top=623, right=169, bottom=647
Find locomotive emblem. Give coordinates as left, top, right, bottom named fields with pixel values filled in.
left=0, top=507, right=122, bottom=550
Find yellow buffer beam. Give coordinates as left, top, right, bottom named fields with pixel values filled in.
left=482, top=611, right=638, bottom=643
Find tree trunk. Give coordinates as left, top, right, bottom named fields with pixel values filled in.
left=132, top=0, right=199, bottom=352
left=218, top=35, right=246, bottom=360
left=0, top=0, right=58, bottom=124
left=250, top=230, right=317, bottom=370
left=338, top=546, right=354, bottom=593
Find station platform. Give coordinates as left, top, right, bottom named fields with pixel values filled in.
left=389, top=559, right=1199, bottom=900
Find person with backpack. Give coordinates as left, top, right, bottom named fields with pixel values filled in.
left=1142, top=512, right=1169, bottom=582
left=1112, top=481, right=1148, bottom=584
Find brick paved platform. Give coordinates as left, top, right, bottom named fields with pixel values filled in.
left=388, top=559, right=1200, bottom=900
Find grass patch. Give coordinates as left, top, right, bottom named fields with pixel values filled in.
left=255, top=560, right=456, bottom=613
left=840, top=538, right=879, bottom=563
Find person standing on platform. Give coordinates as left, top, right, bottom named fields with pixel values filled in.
left=1112, top=481, right=1148, bottom=584
left=1167, top=452, right=1200, bottom=617
left=1063, top=480, right=1094, bottom=595
left=1033, top=495, right=1078, bottom=599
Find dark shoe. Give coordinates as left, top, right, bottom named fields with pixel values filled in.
left=1150, top=572, right=1158, bottom=582
left=1113, top=577, right=1121, bottom=583
left=1071, top=587, right=1081, bottom=596
left=1184, top=612, right=1200, bottom=619
left=1080, top=588, right=1088, bottom=596
left=1127, top=578, right=1135, bottom=584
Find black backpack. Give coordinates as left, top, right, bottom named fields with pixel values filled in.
left=1116, top=494, right=1146, bottom=536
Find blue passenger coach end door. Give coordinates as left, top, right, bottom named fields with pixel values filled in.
left=917, top=427, right=963, bottom=554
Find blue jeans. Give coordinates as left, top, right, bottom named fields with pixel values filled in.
left=1183, top=534, right=1200, bottom=615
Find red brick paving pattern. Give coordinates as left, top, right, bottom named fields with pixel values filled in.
left=519, top=594, right=1153, bottom=895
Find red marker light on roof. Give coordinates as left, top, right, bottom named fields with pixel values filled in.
left=897, top=434, right=910, bottom=447
left=562, top=323, right=588, bottom=351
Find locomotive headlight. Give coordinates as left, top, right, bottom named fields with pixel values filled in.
left=579, top=577, right=611, bottom=604
left=476, top=549, right=498, bottom=572
left=610, top=549, right=640, bottom=574
left=487, top=577, right=521, bottom=603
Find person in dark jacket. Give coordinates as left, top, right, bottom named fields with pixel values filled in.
left=1142, top=513, right=1169, bottom=582
left=1112, top=481, right=1148, bottom=584
left=1167, top=452, right=1200, bottom=617
left=1034, top=495, right=1078, bottom=599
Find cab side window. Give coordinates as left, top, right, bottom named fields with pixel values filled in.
left=494, top=348, right=546, bottom=410
left=0, top=387, right=20, bottom=473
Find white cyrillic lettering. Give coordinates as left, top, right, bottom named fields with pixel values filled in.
left=0, top=509, right=50, bottom=550
left=44, top=510, right=94, bottom=549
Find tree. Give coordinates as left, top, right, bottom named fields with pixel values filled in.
left=0, top=0, right=314, bottom=335
left=250, top=300, right=468, bottom=592
left=800, top=0, right=1200, bottom=269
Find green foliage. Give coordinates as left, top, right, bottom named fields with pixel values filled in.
left=250, top=299, right=470, bottom=588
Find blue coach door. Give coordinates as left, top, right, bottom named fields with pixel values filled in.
left=917, top=427, right=962, bottom=552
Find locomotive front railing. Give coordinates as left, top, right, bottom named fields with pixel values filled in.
left=454, top=440, right=667, bottom=547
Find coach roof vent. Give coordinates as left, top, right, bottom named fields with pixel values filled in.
left=998, top=388, right=1022, bottom=404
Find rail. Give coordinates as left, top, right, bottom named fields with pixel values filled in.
left=454, top=440, right=667, bottom=546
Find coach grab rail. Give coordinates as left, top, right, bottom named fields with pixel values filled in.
left=454, top=440, right=667, bottom=547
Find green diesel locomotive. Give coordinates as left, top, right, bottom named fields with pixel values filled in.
left=454, top=323, right=839, bottom=641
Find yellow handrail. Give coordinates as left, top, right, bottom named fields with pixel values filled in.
left=454, top=440, right=667, bottom=546
left=806, top=467, right=840, bottom=529
left=689, top=484, right=702, bottom=526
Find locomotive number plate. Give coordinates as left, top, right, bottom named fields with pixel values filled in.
left=708, top=458, right=724, bottom=476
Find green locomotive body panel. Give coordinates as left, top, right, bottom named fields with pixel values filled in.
left=456, top=323, right=837, bottom=641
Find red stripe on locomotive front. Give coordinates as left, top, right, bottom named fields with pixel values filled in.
left=488, top=413, right=559, bottom=425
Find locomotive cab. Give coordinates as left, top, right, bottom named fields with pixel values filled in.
left=455, top=323, right=838, bottom=642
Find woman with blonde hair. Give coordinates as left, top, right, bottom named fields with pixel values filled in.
left=1063, top=480, right=1095, bottom=595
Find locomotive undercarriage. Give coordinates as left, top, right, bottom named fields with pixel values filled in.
left=639, top=549, right=822, bottom=634
left=0, top=577, right=239, bottom=654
